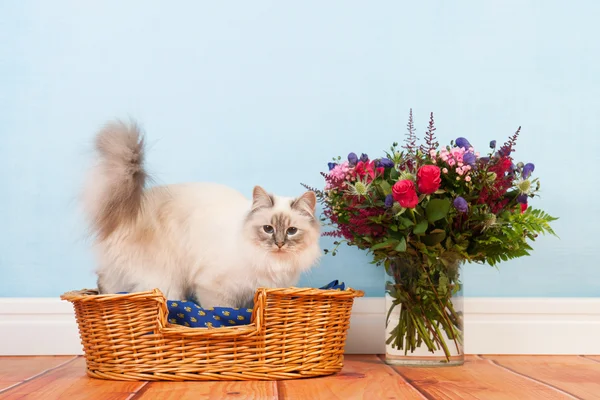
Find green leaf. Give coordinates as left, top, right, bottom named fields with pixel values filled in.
left=379, top=180, right=392, bottom=195
left=370, top=239, right=399, bottom=251
left=413, top=220, right=428, bottom=235
left=422, top=229, right=447, bottom=246
left=394, top=207, right=407, bottom=217
left=438, top=273, right=449, bottom=296
left=390, top=168, right=399, bottom=180
left=398, top=217, right=414, bottom=228
left=394, top=237, right=407, bottom=252
left=389, top=230, right=407, bottom=241
left=426, top=199, right=451, bottom=223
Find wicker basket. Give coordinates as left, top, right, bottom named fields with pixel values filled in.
left=61, top=286, right=364, bottom=381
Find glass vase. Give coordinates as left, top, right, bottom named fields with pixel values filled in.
left=383, top=255, right=464, bottom=367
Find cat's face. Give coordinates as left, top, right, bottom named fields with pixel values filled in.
left=245, top=186, right=320, bottom=260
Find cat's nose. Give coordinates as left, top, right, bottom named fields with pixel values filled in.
left=276, top=241, right=284, bottom=248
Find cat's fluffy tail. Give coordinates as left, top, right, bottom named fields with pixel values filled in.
left=83, top=120, right=148, bottom=240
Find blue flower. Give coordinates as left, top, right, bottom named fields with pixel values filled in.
left=455, top=137, right=471, bottom=149
left=490, top=140, right=497, bottom=149
left=348, top=152, right=358, bottom=166
left=453, top=197, right=468, bottom=213
left=522, top=163, right=535, bottom=179
left=384, top=194, right=394, bottom=208
left=360, top=153, right=369, bottom=163
left=517, top=193, right=528, bottom=204
left=463, top=152, right=476, bottom=166
left=378, top=158, right=394, bottom=168
left=327, top=162, right=337, bottom=171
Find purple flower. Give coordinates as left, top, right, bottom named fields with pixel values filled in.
left=327, top=162, right=337, bottom=171
left=463, top=152, right=476, bottom=166
left=508, top=163, right=517, bottom=177
left=490, top=140, right=497, bottom=149
left=360, top=153, right=369, bottom=163
left=479, top=156, right=490, bottom=164
left=453, top=197, right=468, bottom=213
left=455, top=137, right=471, bottom=149
left=378, top=158, right=394, bottom=168
left=348, top=152, right=358, bottom=166
left=384, top=194, right=394, bottom=208
left=522, top=163, right=535, bottom=179
left=517, top=193, right=528, bottom=204
left=498, top=147, right=512, bottom=157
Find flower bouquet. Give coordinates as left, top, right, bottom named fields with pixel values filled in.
left=303, top=110, right=557, bottom=366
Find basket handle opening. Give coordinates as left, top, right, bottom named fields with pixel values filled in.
left=155, top=289, right=267, bottom=338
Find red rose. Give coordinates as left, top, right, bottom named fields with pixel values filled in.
left=392, top=180, right=419, bottom=208
left=417, top=165, right=442, bottom=194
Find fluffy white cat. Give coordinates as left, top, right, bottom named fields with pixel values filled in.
left=82, top=120, right=321, bottom=308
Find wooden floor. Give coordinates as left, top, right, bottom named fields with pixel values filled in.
left=1, top=355, right=600, bottom=399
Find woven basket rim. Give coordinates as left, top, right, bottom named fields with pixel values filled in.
left=60, top=285, right=364, bottom=338
left=60, top=286, right=365, bottom=302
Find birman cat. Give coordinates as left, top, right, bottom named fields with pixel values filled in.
left=82, top=120, right=321, bottom=308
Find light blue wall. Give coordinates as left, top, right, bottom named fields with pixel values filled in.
left=1, top=1, right=597, bottom=298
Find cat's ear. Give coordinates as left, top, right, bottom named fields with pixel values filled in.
left=292, top=191, right=317, bottom=217
left=251, top=186, right=274, bottom=211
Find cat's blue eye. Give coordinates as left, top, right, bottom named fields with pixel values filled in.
left=263, top=225, right=274, bottom=234
left=286, top=227, right=298, bottom=236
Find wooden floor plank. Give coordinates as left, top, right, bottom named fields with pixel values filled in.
left=392, top=355, right=574, bottom=400
left=0, top=357, right=145, bottom=400
left=0, top=356, right=76, bottom=391
left=483, top=355, right=600, bottom=400
left=278, top=355, right=424, bottom=400
left=2, top=355, right=600, bottom=399
left=134, top=381, right=278, bottom=400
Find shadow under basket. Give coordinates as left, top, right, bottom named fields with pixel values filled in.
left=61, top=286, right=364, bottom=381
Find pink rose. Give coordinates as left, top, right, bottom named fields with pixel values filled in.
left=417, top=165, right=442, bottom=194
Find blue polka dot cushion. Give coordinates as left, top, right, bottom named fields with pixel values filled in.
left=167, top=280, right=346, bottom=328
left=120, top=280, right=346, bottom=328
left=167, top=302, right=253, bottom=328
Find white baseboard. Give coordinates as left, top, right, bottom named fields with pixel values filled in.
left=1, top=297, right=599, bottom=355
